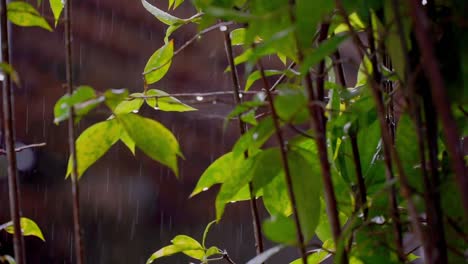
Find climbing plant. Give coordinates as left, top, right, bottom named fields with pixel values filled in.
left=1, top=0, right=467, bottom=263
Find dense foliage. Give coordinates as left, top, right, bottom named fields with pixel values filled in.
left=1, top=0, right=467, bottom=263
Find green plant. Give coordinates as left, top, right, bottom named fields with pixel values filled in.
left=1, top=0, right=467, bottom=263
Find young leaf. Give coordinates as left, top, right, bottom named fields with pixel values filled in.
left=300, top=35, right=347, bottom=74
left=66, top=119, right=121, bottom=178
left=146, top=235, right=204, bottom=264
left=0, top=63, right=20, bottom=86
left=49, top=0, right=64, bottom=26
left=245, top=245, right=285, bottom=264
left=144, top=41, right=174, bottom=84
left=141, top=0, right=184, bottom=25
left=54, top=86, right=100, bottom=124
left=7, top=1, right=52, bottom=31
left=202, top=220, right=216, bottom=249
left=3, top=217, right=45, bottom=241
left=145, top=89, right=197, bottom=112
left=230, top=28, right=246, bottom=46
left=114, top=95, right=144, bottom=114
left=117, top=114, right=182, bottom=177
left=205, top=246, right=222, bottom=258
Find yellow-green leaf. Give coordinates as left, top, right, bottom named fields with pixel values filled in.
left=49, top=0, right=64, bottom=26
left=114, top=94, right=145, bottom=114
left=66, top=119, right=121, bottom=178
left=3, top=217, right=45, bottom=241
left=120, top=129, right=136, bottom=155
left=0, top=63, right=20, bottom=86
left=145, top=89, right=197, bottom=112
left=7, top=1, right=52, bottom=31
left=144, top=41, right=174, bottom=84
left=141, top=0, right=184, bottom=25
left=117, top=114, right=182, bottom=177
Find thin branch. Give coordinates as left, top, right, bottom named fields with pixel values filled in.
left=128, top=90, right=264, bottom=100
left=269, top=62, right=296, bottom=91
left=408, top=0, right=468, bottom=217
left=258, top=58, right=308, bottom=264
left=64, top=0, right=84, bottom=263
left=0, top=143, right=46, bottom=155
left=221, top=24, right=265, bottom=257
left=1, top=0, right=26, bottom=262
left=335, top=1, right=426, bottom=262
left=142, top=22, right=233, bottom=75
left=349, top=132, right=368, bottom=220
left=222, top=251, right=236, bottom=264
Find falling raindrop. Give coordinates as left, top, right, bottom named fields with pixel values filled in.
left=238, top=93, right=243, bottom=98
left=219, top=25, right=228, bottom=32
left=154, top=106, right=159, bottom=110
left=202, top=187, right=209, bottom=191
left=252, top=133, right=259, bottom=140
left=132, top=110, right=139, bottom=113
left=196, top=96, right=204, bottom=101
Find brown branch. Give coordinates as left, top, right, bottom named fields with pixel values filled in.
left=257, top=58, right=308, bottom=263
left=349, top=132, right=368, bottom=220
left=1, top=0, right=26, bottom=262
left=128, top=90, right=265, bottom=100
left=0, top=143, right=47, bottom=155
left=408, top=0, right=468, bottom=217
left=334, top=1, right=427, bottom=262
left=64, top=0, right=84, bottom=263
left=221, top=24, right=264, bottom=257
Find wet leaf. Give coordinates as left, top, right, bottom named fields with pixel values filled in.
left=300, top=35, right=347, bottom=74
left=146, top=245, right=183, bottom=264
left=232, top=116, right=276, bottom=157
left=54, top=86, right=101, bottom=124
left=104, top=89, right=129, bottom=110
left=146, top=235, right=204, bottom=263
left=205, top=246, right=221, bottom=258
left=3, top=217, right=45, bottom=241
left=66, top=119, right=121, bottom=178
left=114, top=94, right=145, bottom=114
left=49, top=0, right=63, bottom=26
left=245, top=70, right=283, bottom=91
left=120, top=129, right=136, bottom=155
left=118, top=113, right=182, bottom=177
left=144, top=41, right=174, bottom=84
left=7, top=1, right=52, bottom=31
left=141, top=0, right=184, bottom=25
left=145, top=89, right=197, bottom=112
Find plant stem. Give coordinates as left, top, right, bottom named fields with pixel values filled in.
left=1, top=1, right=26, bottom=263
left=349, top=133, right=368, bottom=220
left=408, top=0, right=468, bottom=217
left=332, top=50, right=347, bottom=88
left=64, top=0, right=84, bottom=263
left=257, top=60, right=308, bottom=264
left=221, top=25, right=264, bottom=257
left=364, top=12, right=405, bottom=262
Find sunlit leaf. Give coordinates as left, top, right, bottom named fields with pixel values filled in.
left=145, top=89, right=197, bottom=112
left=334, top=12, right=366, bottom=34
left=143, top=40, right=174, bottom=84
left=49, top=0, right=64, bottom=26
left=172, top=235, right=204, bottom=259
left=0, top=63, right=20, bottom=86
left=141, top=0, right=184, bottom=25
left=118, top=113, right=182, bottom=177
left=246, top=245, right=285, bottom=264
left=7, top=1, right=52, bottom=31
left=3, top=217, right=45, bottom=241
left=66, top=119, right=121, bottom=178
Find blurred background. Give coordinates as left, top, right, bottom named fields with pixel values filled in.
left=0, top=1, right=360, bottom=263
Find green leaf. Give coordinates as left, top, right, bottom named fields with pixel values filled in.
left=232, top=116, right=276, bottom=157
left=230, top=28, right=246, bottom=46
left=263, top=214, right=296, bottom=245
left=7, top=1, right=52, bottom=31
left=0, top=63, right=20, bottom=86
left=104, top=89, right=129, bottom=111
left=300, top=35, right=347, bottom=74
left=146, top=245, right=182, bottom=264
left=164, top=24, right=182, bottom=43
left=3, top=217, right=45, bottom=241
left=49, top=0, right=63, bottom=26
left=145, top=89, right=197, bottom=112
left=114, top=95, right=144, bottom=114
left=141, top=0, right=184, bottom=25
left=117, top=113, right=182, bottom=177
left=289, top=249, right=330, bottom=264
left=245, top=70, right=283, bottom=91
left=333, top=12, right=366, bottom=34
left=274, top=85, right=309, bottom=124
left=225, top=100, right=265, bottom=124
left=262, top=172, right=292, bottom=217
left=143, top=41, right=174, bottom=84
left=120, top=129, right=136, bottom=155
left=172, top=235, right=204, bottom=259
left=173, top=0, right=184, bottom=9
left=202, top=220, right=216, bottom=248
left=205, top=246, right=222, bottom=258
left=246, top=245, right=285, bottom=264
left=190, top=152, right=240, bottom=197
left=296, top=0, right=334, bottom=48
left=66, top=119, right=121, bottom=178
left=53, top=86, right=101, bottom=124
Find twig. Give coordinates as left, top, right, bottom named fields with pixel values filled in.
left=269, top=62, right=296, bottom=91
left=258, top=58, right=308, bottom=263
left=221, top=24, right=265, bottom=257
left=142, top=22, right=233, bottom=75
left=349, top=132, right=368, bottom=220
left=64, top=0, right=85, bottom=263
left=0, top=143, right=47, bottom=155
left=128, top=90, right=264, bottom=100
left=1, top=0, right=26, bottom=262
left=408, top=0, right=468, bottom=217
left=222, top=251, right=236, bottom=264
